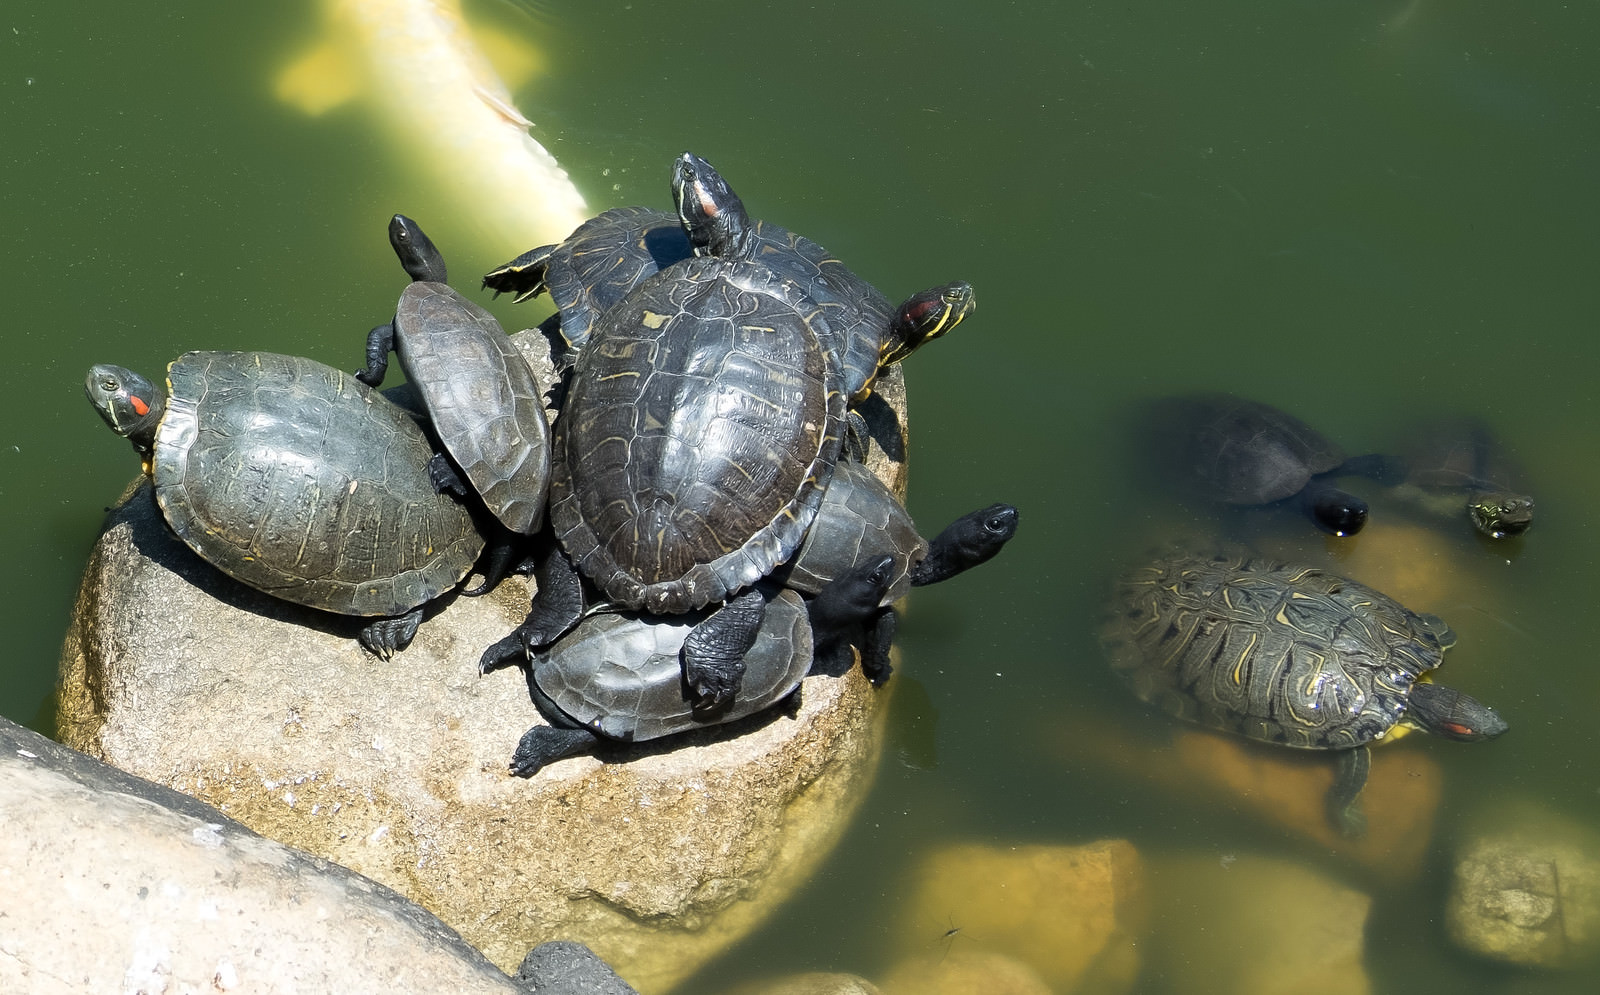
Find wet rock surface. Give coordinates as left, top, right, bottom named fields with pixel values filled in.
left=57, top=331, right=908, bottom=992
left=1447, top=800, right=1600, bottom=968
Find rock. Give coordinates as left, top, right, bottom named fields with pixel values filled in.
left=1148, top=852, right=1373, bottom=995
left=56, top=333, right=909, bottom=992
left=722, top=972, right=883, bottom=995
left=1056, top=714, right=1442, bottom=879
left=516, top=941, right=639, bottom=994
left=889, top=840, right=1147, bottom=994
left=0, top=715, right=527, bottom=994
left=878, top=948, right=1052, bottom=995
left=1446, top=800, right=1600, bottom=968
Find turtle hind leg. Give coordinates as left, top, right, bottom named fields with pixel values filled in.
left=358, top=608, right=424, bottom=660
left=356, top=322, right=395, bottom=386
left=510, top=726, right=600, bottom=778
left=1326, top=746, right=1372, bottom=838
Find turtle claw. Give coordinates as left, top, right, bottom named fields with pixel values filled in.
left=359, top=609, right=423, bottom=659
left=479, top=632, right=527, bottom=675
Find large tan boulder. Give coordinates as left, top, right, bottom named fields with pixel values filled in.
left=0, top=715, right=529, bottom=995
left=57, top=336, right=909, bottom=993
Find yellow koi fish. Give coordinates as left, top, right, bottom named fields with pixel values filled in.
left=276, top=0, right=588, bottom=256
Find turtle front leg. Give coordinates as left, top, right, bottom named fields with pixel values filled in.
left=860, top=608, right=898, bottom=687
left=681, top=588, right=767, bottom=711
left=479, top=539, right=587, bottom=674
left=511, top=726, right=601, bottom=778
left=1326, top=746, right=1372, bottom=838
left=356, top=322, right=395, bottom=386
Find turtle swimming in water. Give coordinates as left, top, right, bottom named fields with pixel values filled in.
left=1100, top=548, right=1508, bottom=835
left=1134, top=392, right=1377, bottom=536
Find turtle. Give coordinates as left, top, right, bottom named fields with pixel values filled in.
left=672, top=151, right=976, bottom=406
left=481, top=205, right=693, bottom=370
left=1134, top=392, right=1374, bottom=536
left=502, top=250, right=849, bottom=710
left=85, top=351, right=485, bottom=658
left=770, top=460, right=1020, bottom=683
left=357, top=214, right=553, bottom=588
left=1100, top=548, right=1508, bottom=836
left=1387, top=416, right=1534, bottom=539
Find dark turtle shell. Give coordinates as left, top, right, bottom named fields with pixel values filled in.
left=548, top=256, right=846, bottom=615
left=392, top=281, right=552, bottom=534
left=1100, top=550, right=1453, bottom=750
left=151, top=351, right=483, bottom=616
left=1140, top=392, right=1347, bottom=505
left=770, top=460, right=926, bottom=605
left=532, top=588, right=811, bottom=743
left=672, top=152, right=971, bottom=404
left=482, top=205, right=694, bottom=361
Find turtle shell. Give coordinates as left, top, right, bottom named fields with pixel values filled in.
left=770, top=459, right=926, bottom=605
left=152, top=351, right=483, bottom=616
left=483, top=206, right=693, bottom=357
left=1140, top=392, right=1347, bottom=505
left=393, top=281, right=552, bottom=534
left=533, top=588, right=812, bottom=743
left=744, top=220, right=895, bottom=403
left=1100, top=550, right=1453, bottom=750
left=548, top=256, right=846, bottom=615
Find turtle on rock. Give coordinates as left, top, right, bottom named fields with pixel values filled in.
left=86, top=352, right=484, bottom=658
left=505, top=564, right=889, bottom=778
left=357, top=214, right=552, bottom=592
left=1100, top=548, right=1508, bottom=836
left=672, top=151, right=976, bottom=407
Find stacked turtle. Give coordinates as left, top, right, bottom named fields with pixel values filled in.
left=476, top=152, right=1017, bottom=777
left=84, top=153, right=1020, bottom=778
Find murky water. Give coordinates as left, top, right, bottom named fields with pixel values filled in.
left=4, top=1, right=1598, bottom=991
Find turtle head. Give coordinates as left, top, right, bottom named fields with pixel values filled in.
left=882, top=281, right=978, bottom=367
left=672, top=152, right=752, bottom=258
left=389, top=214, right=448, bottom=284
left=1405, top=681, right=1508, bottom=742
left=909, top=503, right=1020, bottom=586
left=86, top=364, right=165, bottom=456
left=1468, top=491, right=1534, bottom=539
left=1304, top=485, right=1368, bottom=537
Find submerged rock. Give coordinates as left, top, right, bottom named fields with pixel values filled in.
left=878, top=948, right=1052, bottom=995
left=724, top=972, right=883, bottom=995
left=1447, top=800, right=1600, bottom=968
left=58, top=334, right=909, bottom=992
left=889, top=840, right=1148, bottom=994
left=1147, top=852, right=1373, bottom=995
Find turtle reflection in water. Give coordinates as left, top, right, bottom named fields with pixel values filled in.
left=1101, top=550, right=1508, bottom=836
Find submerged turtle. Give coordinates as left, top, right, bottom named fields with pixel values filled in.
left=481, top=205, right=692, bottom=368
left=1100, top=549, right=1508, bottom=835
left=672, top=151, right=976, bottom=405
left=86, top=352, right=484, bottom=657
left=509, top=563, right=891, bottom=778
left=1136, top=392, right=1373, bottom=536
left=1390, top=416, right=1534, bottom=539
left=357, top=215, right=552, bottom=588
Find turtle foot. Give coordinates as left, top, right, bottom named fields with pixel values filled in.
left=510, top=726, right=598, bottom=778
left=358, top=609, right=423, bottom=659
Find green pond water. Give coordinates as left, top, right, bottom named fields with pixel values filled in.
left=4, top=0, right=1598, bottom=991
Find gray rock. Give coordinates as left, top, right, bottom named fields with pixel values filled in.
left=57, top=330, right=906, bottom=992
left=516, top=941, right=638, bottom=994
left=0, top=715, right=525, bottom=994
left=1447, top=801, right=1600, bottom=968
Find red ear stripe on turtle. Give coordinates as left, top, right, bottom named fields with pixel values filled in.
left=129, top=394, right=149, bottom=417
